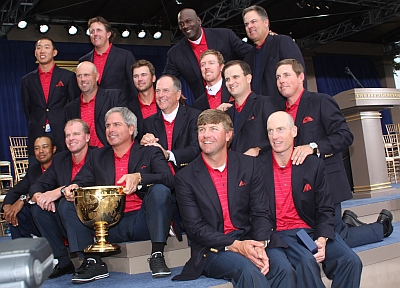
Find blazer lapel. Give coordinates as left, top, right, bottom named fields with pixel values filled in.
left=172, top=106, right=185, bottom=146
left=263, top=152, right=277, bottom=223
left=102, top=46, right=117, bottom=81
left=104, top=148, right=116, bottom=184
left=48, top=66, right=60, bottom=105
left=294, top=91, right=311, bottom=144
left=94, top=88, right=106, bottom=123
left=227, top=152, right=238, bottom=213
left=62, top=154, right=73, bottom=183
left=260, top=37, right=274, bottom=79
left=236, top=92, right=257, bottom=134
left=128, top=144, right=141, bottom=174
left=291, top=162, right=305, bottom=208
left=180, top=39, right=202, bottom=80
left=33, top=69, right=46, bottom=106
left=154, top=112, right=167, bottom=148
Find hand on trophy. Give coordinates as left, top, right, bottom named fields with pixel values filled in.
left=64, top=184, right=79, bottom=202
left=117, top=172, right=142, bottom=194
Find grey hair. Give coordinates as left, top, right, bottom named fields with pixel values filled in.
left=105, top=107, right=138, bottom=139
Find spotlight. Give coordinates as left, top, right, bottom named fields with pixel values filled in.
left=150, top=26, right=163, bottom=40
left=86, top=28, right=90, bottom=36
left=296, top=0, right=307, bottom=8
left=39, top=23, right=49, bottom=34
left=17, top=20, right=28, bottom=29
left=119, top=26, right=131, bottom=38
left=136, top=26, right=147, bottom=39
left=67, top=23, right=78, bottom=35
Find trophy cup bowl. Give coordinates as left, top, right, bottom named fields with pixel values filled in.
left=74, top=186, right=125, bottom=253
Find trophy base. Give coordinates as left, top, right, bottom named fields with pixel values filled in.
left=84, top=243, right=121, bottom=253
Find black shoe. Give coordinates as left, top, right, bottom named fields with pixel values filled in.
left=71, top=258, right=109, bottom=284
left=148, top=252, right=171, bottom=278
left=48, top=262, right=75, bottom=279
left=342, top=210, right=366, bottom=227
left=377, top=209, right=393, bottom=238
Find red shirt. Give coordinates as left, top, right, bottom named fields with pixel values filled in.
left=93, top=43, right=112, bottom=83
left=80, top=94, right=103, bottom=148
left=38, top=65, right=55, bottom=103
left=273, top=153, right=310, bottom=231
left=207, top=87, right=222, bottom=109
left=114, top=142, right=142, bottom=212
left=203, top=153, right=237, bottom=234
left=285, top=89, right=305, bottom=121
left=71, top=154, right=87, bottom=181
left=235, top=92, right=251, bottom=113
left=138, top=93, right=157, bottom=119
left=188, top=28, right=209, bottom=64
left=163, top=117, right=176, bottom=175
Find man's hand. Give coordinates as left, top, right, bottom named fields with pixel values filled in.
left=3, top=202, right=24, bottom=226
left=140, top=133, right=159, bottom=145
left=291, top=145, right=313, bottom=165
left=244, top=147, right=261, bottom=157
left=314, top=237, right=327, bottom=263
left=64, top=184, right=79, bottom=202
left=143, top=142, right=168, bottom=159
left=117, top=173, right=141, bottom=194
left=227, top=240, right=269, bottom=275
left=35, top=188, right=62, bottom=212
left=216, top=103, right=233, bottom=112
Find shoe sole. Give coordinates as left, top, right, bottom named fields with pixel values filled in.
left=152, top=271, right=171, bottom=278
left=380, top=209, right=394, bottom=237
left=71, top=273, right=109, bottom=284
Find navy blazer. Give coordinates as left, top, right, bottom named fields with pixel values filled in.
left=173, top=151, right=287, bottom=281
left=64, top=87, right=127, bottom=146
left=29, top=147, right=94, bottom=197
left=244, top=34, right=306, bottom=108
left=226, top=92, right=279, bottom=154
left=142, top=105, right=201, bottom=174
left=3, top=163, right=42, bottom=205
left=79, top=45, right=137, bottom=103
left=72, top=142, right=174, bottom=199
left=293, top=90, right=354, bottom=204
left=21, top=66, right=80, bottom=154
left=192, top=81, right=231, bottom=111
left=258, top=151, right=335, bottom=240
left=164, top=28, right=252, bottom=99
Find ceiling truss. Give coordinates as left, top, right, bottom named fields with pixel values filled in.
left=0, top=0, right=40, bottom=36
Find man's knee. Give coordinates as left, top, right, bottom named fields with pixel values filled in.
left=146, top=184, right=172, bottom=206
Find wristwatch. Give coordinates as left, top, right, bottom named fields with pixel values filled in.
left=60, top=186, right=66, bottom=196
left=309, top=142, right=319, bottom=157
left=19, top=195, right=27, bottom=203
left=137, top=173, right=143, bottom=191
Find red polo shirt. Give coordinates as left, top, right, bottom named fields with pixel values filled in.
left=114, top=142, right=142, bottom=212
left=273, top=153, right=310, bottom=231
left=80, top=94, right=103, bottom=148
left=71, top=154, right=87, bottom=181
left=285, top=89, right=305, bottom=121
left=188, top=28, right=208, bottom=64
left=93, top=43, right=112, bottom=83
left=207, top=87, right=222, bottom=109
left=203, top=153, right=237, bottom=234
left=138, top=93, right=157, bottom=119
left=235, top=92, right=251, bottom=113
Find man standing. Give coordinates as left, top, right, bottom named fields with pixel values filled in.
left=30, top=119, right=94, bottom=280
left=192, top=49, right=232, bottom=111
left=258, top=111, right=362, bottom=288
left=276, top=58, right=391, bottom=248
left=242, top=5, right=305, bottom=107
left=164, top=8, right=252, bottom=100
left=21, top=37, right=79, bottom=162
left=128, top=60, right=159, bottom=141
left=141, top=75, right=201, bottom=175
left=64, top=107, right=174, bottom=281
left=64, top=61, right=126, bottom=147
left=79, top=16, right=136, bottom=103
left=224, top=60, right=279, bottom=157
left=173, top=109, right=295, bottom=287
left=2, top=136, right=56, bottom=239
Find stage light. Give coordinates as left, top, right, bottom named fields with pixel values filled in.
left=118, top=26, right=131, bottom=38
left=136, top=26, right=147, bottom=39
left=86, top=28, right=90, bottom=36
left=39, top=24, right=49, bottom=34
left=296, top=0, right=307, bottom=8
left=17, top=20, right=28, bottom=29
left=150, top=26, right=162, bottom=40
left=67, top=23, right=78, bottom=35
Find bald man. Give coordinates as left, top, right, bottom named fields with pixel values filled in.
left=64, top=61, right=127, bottom=147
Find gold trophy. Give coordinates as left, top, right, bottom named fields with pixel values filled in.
left=74, top=186, right=126, bottom=253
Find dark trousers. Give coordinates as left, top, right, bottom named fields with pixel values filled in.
left=276, top=228, right=362, bottom=288
left=202, top=230, right=297, bottom=288
left=334, top=203, right=383, bottom=248
left=10, top=204, right=41, bottom=239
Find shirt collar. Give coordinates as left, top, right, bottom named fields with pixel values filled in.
left=285, top=89, right=305, bottom=110
left=162, top=103, right=179, bottom=123
left=206, top=78, right=223, bottom=96
left=96, top=43, right=112, bottom=56
left=38, top=64, right=55, bottom=75
left=187, top=27, right=204, bottom=45
left=201, top=152, right=227, bottom=172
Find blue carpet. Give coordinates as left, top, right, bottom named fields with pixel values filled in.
left=342, top=192, right=400, bottom=209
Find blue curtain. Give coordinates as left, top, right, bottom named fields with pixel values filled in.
left=313, top=54, right=392, bottom=133
left=0, top=39, right=171, bottom=166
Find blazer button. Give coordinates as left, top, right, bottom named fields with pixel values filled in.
left=46, top=108, right=49, bottom=112
left=42, top=126, right=45, bottom=129
left=203, top=254, right=207, bottom=258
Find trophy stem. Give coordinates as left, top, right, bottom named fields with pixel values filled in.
left=83, top=221, right=121, bottom=253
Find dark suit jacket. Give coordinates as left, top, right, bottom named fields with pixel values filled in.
left=164, top=28, right=252, bottom=99
left=3, top=163, right=42, bottom=205
left=244, top=34, right=306, bottom=108
left=192, top=81, right=231, bottom=111
left=173, top=151, right=286, bottom=280
left=142, top=105, right=201, bottom=173
left=258, top=151, right=334, bottom=240
left=21, top=66, right=80, bottom=154
left=64, top=87, right=127, bottom=146
left=226, top=92, right=279, bottom=154
left=293, top=90, right=354, bottom=204
left=28, top=147, right=94, bottom=197
left=79, top=45, right=137, bottom=103
left=72, top=142, right=174, bottom=199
